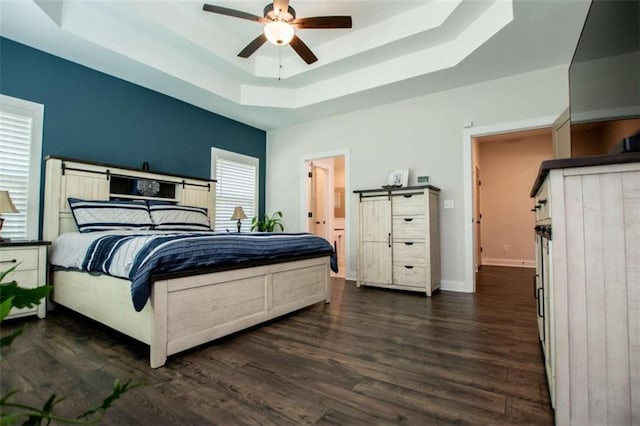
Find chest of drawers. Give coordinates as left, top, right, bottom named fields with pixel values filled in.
left=354, top=185, right=440, bottom=296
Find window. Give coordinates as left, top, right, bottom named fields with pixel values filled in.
left=0, top=95, right=44, bottom=240
left=211, top=148, right=258, bottom=232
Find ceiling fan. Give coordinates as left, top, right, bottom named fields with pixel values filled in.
left=202, top=0, right=352, bottom=64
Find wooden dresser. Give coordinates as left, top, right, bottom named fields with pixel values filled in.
left=354, top=185, right=440, bottom=296
left=0, top=240, right=50, bottom=319
left=530, top=153, right=640, bottom=424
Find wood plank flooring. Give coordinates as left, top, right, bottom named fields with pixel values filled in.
left=1, top=266, right=553, bottom=425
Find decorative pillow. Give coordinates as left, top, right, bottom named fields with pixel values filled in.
left=68, top=198, right=153, bottom=233
left=148, top=203, right=211, bottom=231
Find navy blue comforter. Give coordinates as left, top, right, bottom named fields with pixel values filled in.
left=81, top=232, right=336, bottom=311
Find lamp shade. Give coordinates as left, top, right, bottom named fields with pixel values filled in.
left=230, top=206, right=248, bottom=221
left=264, top=21, right=295, bottom=45
left=0, top=191, right=18, bottom=214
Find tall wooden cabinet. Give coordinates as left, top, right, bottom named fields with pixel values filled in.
left=530, top=153, right=640, bottom=425
left=354, top=185, right=440, bottom=296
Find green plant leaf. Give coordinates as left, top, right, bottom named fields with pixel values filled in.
left=77, top=379, right=143, bottom=420
left=0, top=297, right=14, bottom=323
left=0, top=283, right=51, bottom=310
left=0, top=264, right=18, bottom=284
left=0, top=327, right=23, bottom=349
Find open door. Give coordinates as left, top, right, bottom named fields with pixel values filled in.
left=304, top=154, right=346, bottom=278
left=309, top=163, right=330, bottom=240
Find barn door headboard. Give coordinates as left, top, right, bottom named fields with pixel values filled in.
left=43, top=157, right=216, bottom=241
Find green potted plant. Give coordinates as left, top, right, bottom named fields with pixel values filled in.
left=250, top=211, right=285, bottom=232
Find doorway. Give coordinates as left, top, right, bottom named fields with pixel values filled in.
left=472, top=128, right=553, bottom=289
left=463, top=115, right=557, bottom=293
left=304, top=154, right=347, bottom=278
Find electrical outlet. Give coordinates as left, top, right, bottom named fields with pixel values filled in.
left=503, top=244, right=509, bottom=252
left=444, top=200, right=454, bottom=209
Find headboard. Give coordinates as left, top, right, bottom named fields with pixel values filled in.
left=43, top=157, right=216, bottom=241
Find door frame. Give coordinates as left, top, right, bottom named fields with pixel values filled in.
left=474, top=165, right=482, bottom=271
left=300, top=148, right=352, bottom=278
left=462, top=115, right=557, bottom=293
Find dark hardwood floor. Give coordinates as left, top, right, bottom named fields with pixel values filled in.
left=1, top=266, right=552, bottom=425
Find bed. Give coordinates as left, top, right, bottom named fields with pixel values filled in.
left=43, top=157, right=334, bottom=368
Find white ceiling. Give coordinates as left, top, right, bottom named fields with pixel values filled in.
left=0, top=0, right=591, bottom=130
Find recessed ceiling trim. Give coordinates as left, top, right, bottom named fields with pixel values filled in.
left=240, top=0, right=513, bottom=108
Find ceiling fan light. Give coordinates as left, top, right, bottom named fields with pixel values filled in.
left=264, top=21, right=294, bottom=45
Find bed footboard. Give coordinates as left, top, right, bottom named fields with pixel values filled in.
left=53, top=256, right=330, bottom=368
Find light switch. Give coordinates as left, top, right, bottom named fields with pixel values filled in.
left=444, top=199, right=454, bottom=209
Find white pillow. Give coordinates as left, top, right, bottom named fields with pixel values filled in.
left=68, top=198, right=153, bottom=233
left=148, top=203, right=211, bottom=231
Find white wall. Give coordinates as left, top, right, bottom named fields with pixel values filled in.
left=266, top=65, right=569, bottom=290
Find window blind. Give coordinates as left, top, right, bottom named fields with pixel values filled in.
left=0, top=110, right=33, bottom=240
left=215, top=158, right=257, bottom=232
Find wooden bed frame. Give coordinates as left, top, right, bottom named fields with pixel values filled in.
left=43, top=157, right=331, bottom=368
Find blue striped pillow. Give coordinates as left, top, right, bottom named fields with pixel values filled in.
left=148, top=203, right=211, bottom=231
left=68, top=198, right=153, bottom=233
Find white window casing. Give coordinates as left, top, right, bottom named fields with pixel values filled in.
left=0, top=95, right=44, bottom=240
left=211, top=148, right=259, bottom=232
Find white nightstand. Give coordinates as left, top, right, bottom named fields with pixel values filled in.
left=0, top=240, right=50, bottom=320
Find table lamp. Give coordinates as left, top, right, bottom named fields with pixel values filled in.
left=0, top=190, right=19, bottom=242
left=230, top=206, right=247, bottom=233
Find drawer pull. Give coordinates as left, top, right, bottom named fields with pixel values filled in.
left=538, top=199, right=547, bottom=205
left=404, top=265, right=414, bottom=269
left=403, top=195, right=412, bottom=198
left=403, top=218, right=413, bottom=222
left=0, top=259, right=17, bottom=264
left=404, top=242, right=414, bottom=246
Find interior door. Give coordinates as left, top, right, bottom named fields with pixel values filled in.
left=310, top=164, right=329, bottom=240
left=307, top=162, right=316, bottom=233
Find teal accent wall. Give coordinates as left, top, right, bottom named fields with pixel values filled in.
left=0, top=37, right=266, bottom=231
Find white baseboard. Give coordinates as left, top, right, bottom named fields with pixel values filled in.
left=481, top=258, right=535, bottom=268
left=440, top=280, right=471, bottom=293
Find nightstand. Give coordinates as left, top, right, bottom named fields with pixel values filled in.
left=0, top=240, right=50, bottom=320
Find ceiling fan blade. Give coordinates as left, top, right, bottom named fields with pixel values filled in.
left=203, top=4, right=267, bottom=23
left=290, top=35, right=318, bottom=64
left=292, top=16, right=352, bottom=29
left=238, top=33, right=268, bottom=58
left=273, top=0, right=290, bottom=14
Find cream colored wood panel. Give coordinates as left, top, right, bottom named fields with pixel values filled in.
left=581, top=173, right=608, bottom=425
left=393, top=242, right=426, bottom=265
left=563, top=175, right=590, bottom=424
left=547, top=169, right=568, bottom=422
left=360, top=197, right=390, bottom=242
left=535, top=179, right=550, bottom=221
left=60, top=171, right=110, bottom=210
left=0, top=247, right=38, bottom=270
left=392, top=217, right=425, bottom=240
left=622, top=171, right=640, bottom=425
left=181, top=185, right=215, bottom=220
left=392, top=265, right=426, bottom=287
left=600, top=172, right=631, bottom=424
left=272, top=265, right=326, bottom=306
left=392, top=193, right=425, bottom=216
left=360, top=242, right=392, bottom=284
left=167, top=277, right=265, bottom=340
left=52, top=271, right=153, bottom=344
left=429, top=190, right=440, bottom=290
